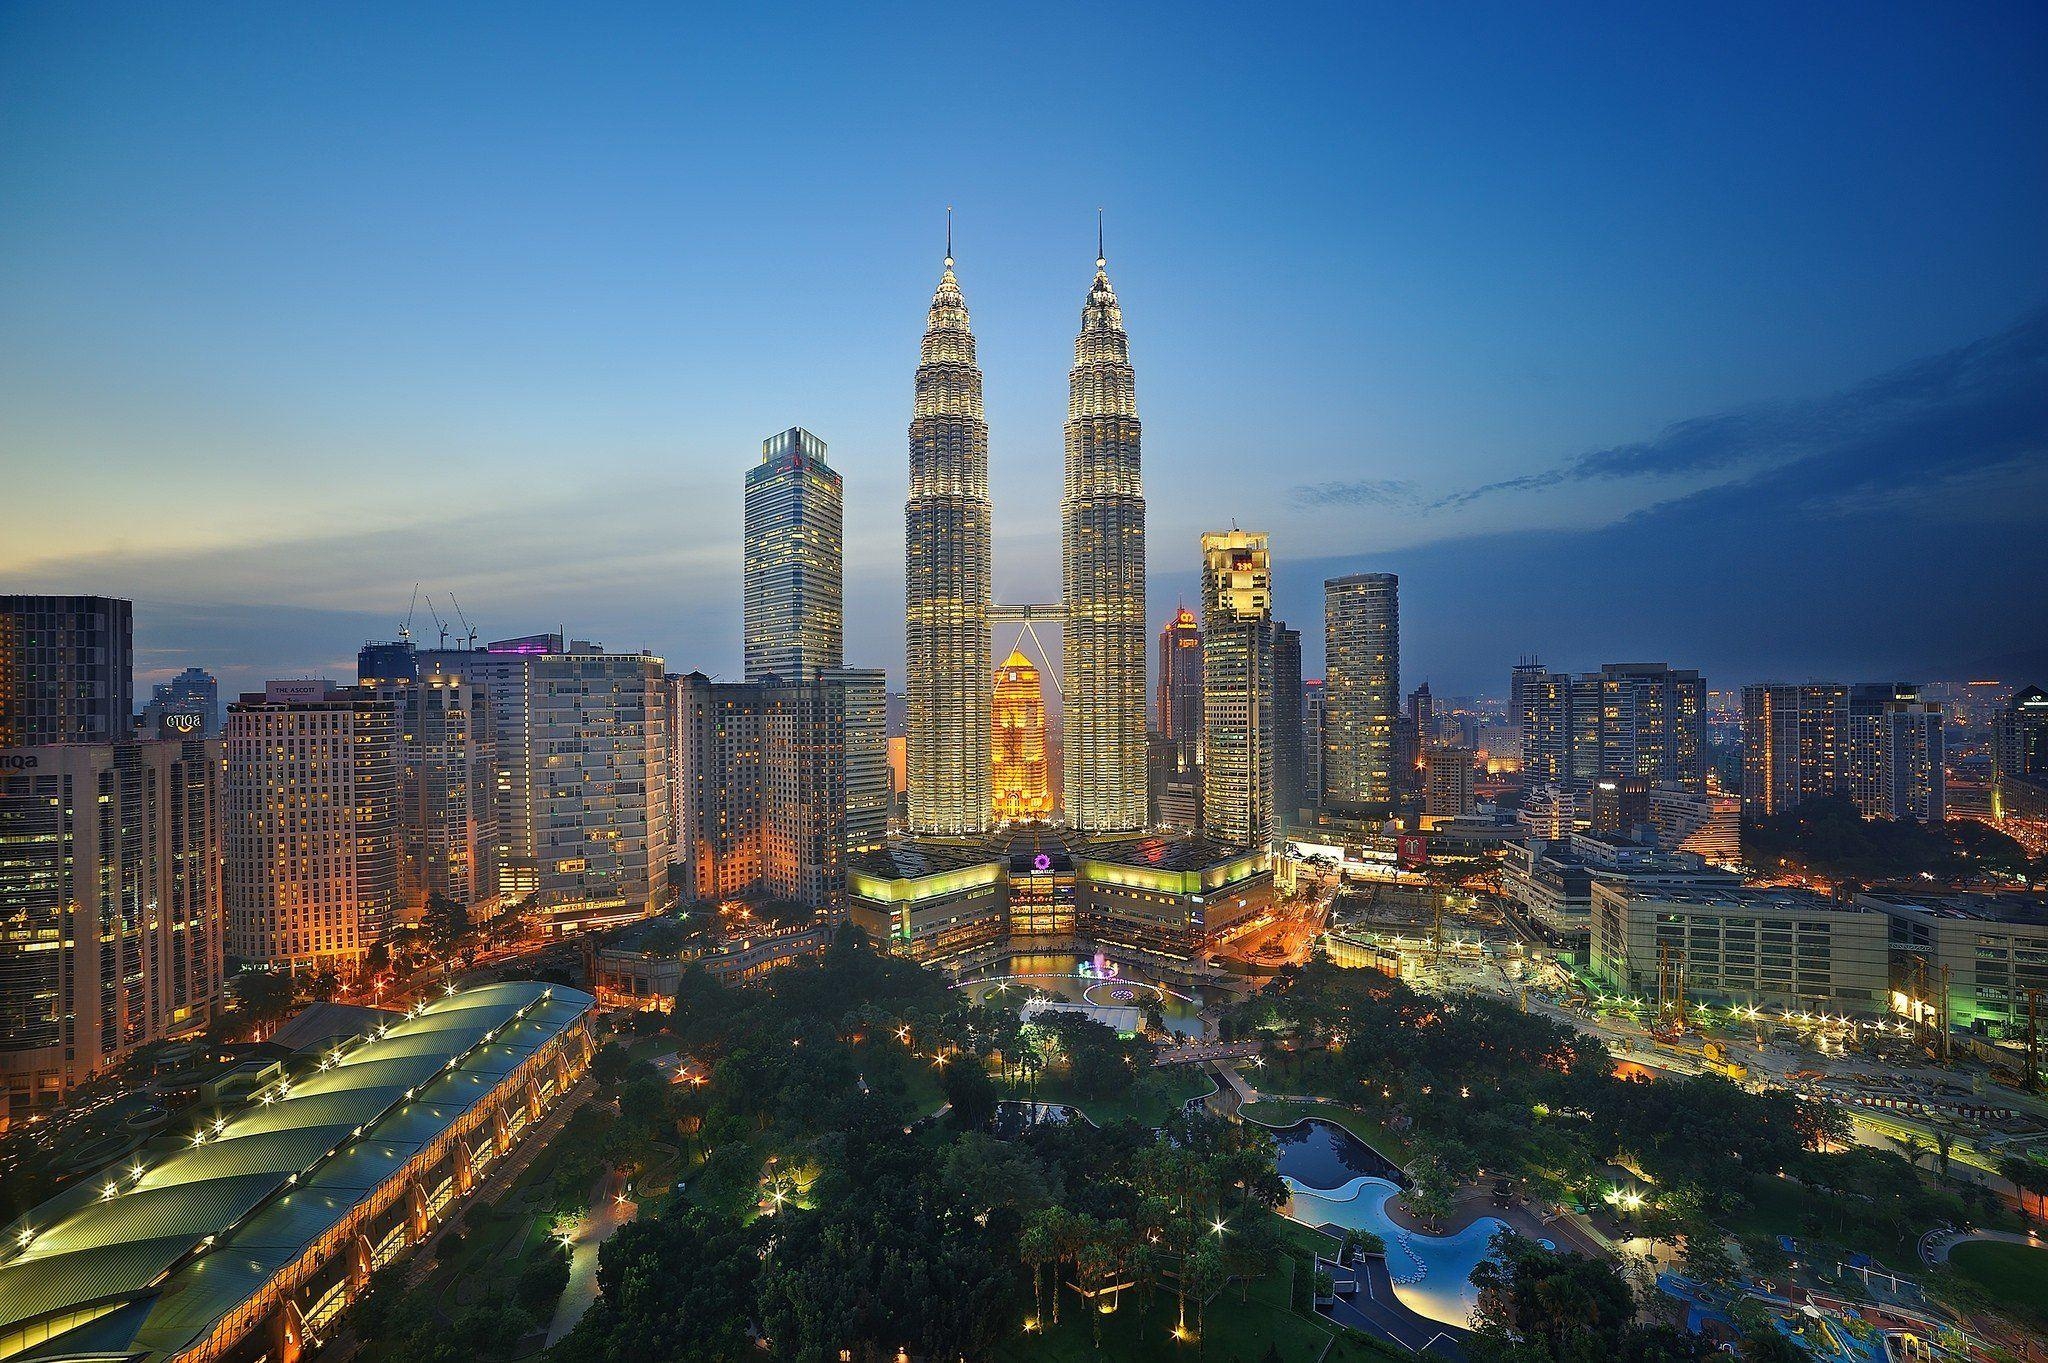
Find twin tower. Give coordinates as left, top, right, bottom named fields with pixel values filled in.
left=905, top=226, right=1147, bottom=837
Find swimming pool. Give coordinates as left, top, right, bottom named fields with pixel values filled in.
left=1265, top=1116, right=1406, bottom=1189
left=1285, top=1174, right=1511, bottom=1329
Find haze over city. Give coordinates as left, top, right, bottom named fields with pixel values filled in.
left=5, top=3, right=2046, bottom=700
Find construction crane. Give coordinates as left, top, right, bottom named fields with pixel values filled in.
left=423, top=595, right=451, bottom=650
left=447, top=592, right=479, bottom=650
left=399, top=584, right=421, bottom=643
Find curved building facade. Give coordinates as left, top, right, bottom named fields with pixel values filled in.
left=905, top=246, right=993, bottom=836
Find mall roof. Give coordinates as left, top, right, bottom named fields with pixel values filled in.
left=0, top=981, right=593, bottom=1363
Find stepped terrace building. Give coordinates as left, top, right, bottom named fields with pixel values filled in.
left=0, top=981, right=594, bottom=1363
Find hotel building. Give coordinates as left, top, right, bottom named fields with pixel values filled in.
left=1323, top=573, right=1399, bottom=812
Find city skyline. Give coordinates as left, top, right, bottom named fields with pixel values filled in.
left=4, top=6, right=2045, bottom=700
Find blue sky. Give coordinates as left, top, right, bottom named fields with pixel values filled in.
left=3, top=2, right=2045, bottom=698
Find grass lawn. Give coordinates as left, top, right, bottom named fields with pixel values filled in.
left=989, top=1243, right=1403, bottom=1363
left=1240, top=1099, right=1412, bottom=1167
left=1003, top=1067, right=1218, bottom=1128
left=1947, top=1240, right=2048, bottom=1325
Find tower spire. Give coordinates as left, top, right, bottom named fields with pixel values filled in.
left=945, top=205, right=954, bottom=268
left=1096, top=206, right=1105, bottom=269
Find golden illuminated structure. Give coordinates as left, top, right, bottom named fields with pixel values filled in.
left=1061, top=218, right=1149, bottom=833
left=905, top=215, right=993, bottom=835
left=992, top=648, right=1053, bottom=821
left=1201, top=531, right=1274, bottom=849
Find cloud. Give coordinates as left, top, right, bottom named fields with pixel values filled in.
left=1433, top=306, right=2048, bottom=513
left=1289, top=478, right=1416, bottom=508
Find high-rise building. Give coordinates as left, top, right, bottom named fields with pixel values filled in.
left=1157, top=606, right=1204, bottom=759
left=527, top=647, right=669, bottom=928
left=1271, top=622, right=1304, bottom=832
left=1509, top=657, right=1546, bottom=758
left=1062, top=238, right=1148, bottom=834
left=821, top=667, right=888, bottom=851
left=1850, top=699, right=1946, bottom=822
left=1408, top=681, right=1435, bottom=751
left=1992, top=686, right=2048, bottom=819
left=223, top=681, right=399, bottom=966
left=1323, top=573, right=1399, bottom=811
left=745, top=427, right=844, bottom=684
left=0, top=595, right=134, bottom=746
left=1645, top=786, right=1741, bottom=866
left=363, top=652, right=500, bottom=916
left=1521, top=662, right=1707, bottom=795
left=1424, top=745, right=1476, bottom=819
left=1740, top=681, right=1922, bottom=817
left=137, top=666, right=220, bottom=739
left=0, top=737, right=221, bottom=1111
left=1302, top=679, right=1327, bottom=810
left=669, top=672, right=845, bottom=915
left=992, top=649, right=1054, bottom=822
left=1589, top=776, right=1651, bottom=836
left=905, top=233, right=993, bottom=836
left=1201, top=531, right=1274, bottom=848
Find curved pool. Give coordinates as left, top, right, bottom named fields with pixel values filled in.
left=1285, top=1174, right=1510, bottom=1330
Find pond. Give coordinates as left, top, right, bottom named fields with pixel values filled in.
left=956, top=952, right=1209, bottom=1038
left=1266, top=1116, right=1406, bottom=1190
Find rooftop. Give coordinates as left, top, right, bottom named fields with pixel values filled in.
left=0, top=981, right=593, bottom=1363
left=1859, top=890, right=2048, bottom=927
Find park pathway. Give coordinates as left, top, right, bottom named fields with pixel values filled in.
left=546, top=1167, right=639, bottom=1345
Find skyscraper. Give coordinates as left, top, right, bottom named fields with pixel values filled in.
left=1424, top=746, right=1477, bottom=818
left=1850, top=699, right=1946, bottom=821
left=1271, top=622, right=1304, bottom=832
left=1, top=736, right=221, bottom=1111
left=363, top=652, right=500, bottom=916
left=138, top=666, right=220, bottom=739
left=1993, top=686, right=2048, bottom=820
left=1157, top=606, right=1204, bottom=759
left=992, top=648, right=1054, bottom=822
left=820, top=666, right=888, bottom=851
left=1201, top=531, right=1274, bottom=848
left=1324, top=573, right=1399, bottom=811
left=1524, top=663, right=1709, bottom=796
left=1062, top=231, right=1148, bottom=834
left=0, top=595, right=134, bottom=745
left=1302, top=678, right=1327, bottom=810
left=745, top=426, right=844, bottom=683
left=1740, top=681, right=1920, bottom=816
left=223, top=681, right=400, bottom=966
left=905, top=227, right=993, bottom=836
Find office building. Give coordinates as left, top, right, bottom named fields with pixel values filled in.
left=904, top=235, right=993, bottom=836
left=415, top=636, right=554, bottom=904
left=1324, top=573, right=1399, bottom=811
left=362, top=652, right=500, bottom=917
left=1302, top=679, right=1326, bottom=809
left=1517, top=783, right=1582, bottom=839
left=137, top=667, right=220, bottom=739
left=1850, top=699, right=1946, bottom=821
left=1503, top=829, right=1739, bottom=945
left=1408, top=682, right=1435, bottom=751
left=1861, top=891, right=2048, bottom=1042
left=0, top=595, right=133, bottom=746
left=1201, top=531, right=1274, bottom=848
left=1271, top=622, right=1304, bottom=832
left=0, top=738, right=221, bottom=1113
left=992, top=649, right=1053, bottom=821
left=0, top=982, right=593, bottom=1363
left=1424, top=745, right=1476, bottom=818
left=1061, top=242, right=1148, bottom=835
left=223, top=681, right=399, bottom=966
left=745, top=426, right=844, bottom=683
left=1157, top=606, right=1204, bottom=759
left=821, top=666, right=888, bottom=851
left=1590, top=776, right=1651, bottom=837
left=1519, top=662, right=1706, bottom=794
left=670, top=672, right=845, bottom=915
left=1740, top=681, right=1922, bottom=817
left=1148, top=732, right=1202, bottom=831
left=1992, top=686, right=2048, bottom=821
left=1589, top=884, right=1889, bottom=1014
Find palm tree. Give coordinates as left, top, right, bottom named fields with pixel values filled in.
left=1890, top=1133, right=1934, bottom=1168
left=1020, top=1213, right=1055, bottom=1328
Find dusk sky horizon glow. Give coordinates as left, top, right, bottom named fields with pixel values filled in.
left=4, top=3, right=2046, bottom=700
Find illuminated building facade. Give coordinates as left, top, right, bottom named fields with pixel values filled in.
left=1522, top=662, right=1707, bottom=796
left=1324, top=572, right=1399, bottom=812
left=0, top=595, right=133, bottom=746
left=992, top=648, right=1053, bottom=821
left=904, top=237, right=993, bottom=835
left=362, top=657, right=500, bottom=917
left=1849, top=699, right=1946, bottom=821
left=820, top=666, right=888, bottom=851
left=1424, top=745, right=1477, bottom=818
left=1271, top=622, right=1303, bottom=832
left=1157, top=606, right=1203, bottom=759
left=1993, top=685, right=2048, bottom=820
left=745, top=426, right=844, bottom=683
left=223, top=681, right=399, bottom=966
left=1061, top=244, right=1148, bottom=834
left=1201, top=531, right=1274, bottom=849
left=0, top=738, right=221, bottom=1113
left=1740, top=681, right=1921, bottom=816
left=1302, top=678, right=1326, bottom=809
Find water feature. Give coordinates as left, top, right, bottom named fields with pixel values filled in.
left=1266, top=1116, right=1406, bottom=1189
left=956, top=952, right=1209, bottom=1038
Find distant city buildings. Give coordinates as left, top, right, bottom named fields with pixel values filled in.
left=1200, top=531, right=1274, bottom=848
left=0, top=594, right=134, bottom=745
left=1740, top=681, right=1940, bottom=819
left=1301, top=678, right=1326, bottom=810
left=991, top=649, right=1054, bottom=821
left=1323, top=573, right=1399, bottom=811
left=0, top=736, right=222, bottom=1111
left=744, top=426, right=844, bottom=684
left=137, top=666, right=220, bottom=739
left=223, top=680, right=399, bottom=966
left=1519, top=662, right=1706, bottom=794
